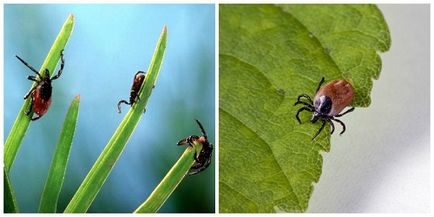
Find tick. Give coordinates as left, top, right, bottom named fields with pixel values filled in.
left=117, top=71, right=146, bottom=113
left=177, top=119, right=213, bottom=175
left=294, top=77, right=355, bottom=140
left=16, top=50, right=65, bottom=121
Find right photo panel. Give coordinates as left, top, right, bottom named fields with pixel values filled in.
left=219, top=4, right=429, bottom=213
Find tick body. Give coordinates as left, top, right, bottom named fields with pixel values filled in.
left=117, top=71, right=146, bottom=113
left=295, top=77, right=355, bottom=140
left=16, top=50, right=65, bottom=121
left=177, top=119, right=213, bottom=175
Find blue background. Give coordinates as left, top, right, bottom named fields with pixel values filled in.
left=4, top=4, right=215, bottom=213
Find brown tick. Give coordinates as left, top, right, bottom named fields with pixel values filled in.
left=117, top=71, right=146, bottom=113
left=16, top=50, right=65, bottom=121
left=295, top=77, right=355, bottom=140
left=177, top=119, right=213, bottom=175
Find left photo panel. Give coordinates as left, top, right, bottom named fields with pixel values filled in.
left=4, top=4, right=215, bottom=213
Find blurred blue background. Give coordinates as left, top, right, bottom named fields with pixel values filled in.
left=4, top=4, right=215, bottom=213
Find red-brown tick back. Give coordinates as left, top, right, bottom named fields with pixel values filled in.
left=294, top=77, right=355, bottom=140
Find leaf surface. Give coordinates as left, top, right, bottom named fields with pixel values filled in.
left=4, top=169, right=19, bottom=213
left=64, top=26, right=167, bottom=213
left=219, top=4, right=390, bottom=212
left=4, top=14, right=74, bottom=173
left=39, top=95, right=80, bottom=213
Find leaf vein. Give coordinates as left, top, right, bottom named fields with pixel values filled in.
left=220, top=108, right=302, bottom=208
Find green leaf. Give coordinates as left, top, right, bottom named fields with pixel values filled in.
left=4, top=14, right=74, bottom=173
left=64, top=26, right=167, bottom=213
left=39, top=95, right=80, bottom=213
left=219, top=5, right=390, bottom=212
left=4, top=169, right=19, bottom=213
left=134, top=142, right=202, bottom=213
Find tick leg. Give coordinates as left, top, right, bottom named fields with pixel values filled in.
left=51, top=50, right=65, bottom=80
left=177, top=138, right=190, bottom=146
left=27, top=75, right=37, bottom=81
left=117, top=100, right=131, bottom=113
left=295, top=93, right=313, bottom=105
left=295, top=106, right=314, bottom=124
left=327, top=119, right=335, bottom=134
left=195, top=119, right=207, bottom=139
left=312, top=119, right=327, bottom=141
left=316, top=77, right=325, bottom=93
left=16, top=55, right=42, bottom=78
left=332, top=118, right=346, bottom=135
left=335, top=107, right=355, bottom=117
left=24, top=86, right=37, bottom=100
left=294, top=100, right=314, bottom=108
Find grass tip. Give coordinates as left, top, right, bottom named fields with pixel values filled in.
left=75, top=94, right=80, bottom=101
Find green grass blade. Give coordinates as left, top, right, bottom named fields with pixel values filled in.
left=4, top=14, right=74, bottom=173
left=4, top=169, right=19, bottom=213
left=38, top=95, right=80, bottom=213
left=64, top=26, right=167, bottom=213
left=134, top=142, right=202, bottom=213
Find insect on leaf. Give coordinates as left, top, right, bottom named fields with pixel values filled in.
left=64, top=26, right=167, bottom=213
left=219, top=4, right=390, bottom=212
left=4, top=14, right=74, bottom=173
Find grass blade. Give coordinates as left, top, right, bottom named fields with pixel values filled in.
left=38, top=95, right=80, bottom=213
left=134, top=142, right=202, bottom=213
left=4, top=169, right=19, bottom=213
left=64, top=26, right=167, bottom=213
left=4, top=14, right=74, bottom=173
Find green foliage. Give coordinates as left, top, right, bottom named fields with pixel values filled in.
left=134, top=142, right=202, bottom=213
left=4, top=14, right=74, bottom=173
left=64, top=26, right=167, bottom=213
left=39, top=96, right=80, bottom=213
left=4, top=169, right=19, bottom=213
left=219, top=4, right=390, bottom=212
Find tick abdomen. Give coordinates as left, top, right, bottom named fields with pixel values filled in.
left=314, top=80, right=354, bottom=116
left=32, top=83, right=52, bottom=116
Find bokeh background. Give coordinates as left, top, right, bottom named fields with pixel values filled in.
left=4, top=4, right=215, bottom=213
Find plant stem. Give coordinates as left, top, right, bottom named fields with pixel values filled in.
left=64, top=26, right=167, bottom=213
left=39, top=95, right=80, bottom=213
left=4, top=169, right=19, bottom=213
left=134, top=142, right=202, bottom=213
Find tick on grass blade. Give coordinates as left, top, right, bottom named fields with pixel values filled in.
left=117, top=71, right=146, bottom=113
left=177, top=119, right=213, bottom=175
left=16, top=50, right=65, bottom=121
left=294, top=77, right=355, bottom=140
